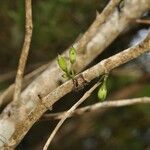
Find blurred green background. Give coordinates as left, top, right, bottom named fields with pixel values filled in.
left=0, top=0, right=149, bottom=150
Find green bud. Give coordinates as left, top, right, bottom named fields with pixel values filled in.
left=69, top=47, right=76, bottom=64
left=57, top=55, right=68, bottom=72
left=98, top=82, right=107, bottom=101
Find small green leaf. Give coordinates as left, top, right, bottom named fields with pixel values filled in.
left=69, top=46, right=76, bottom=64
left=57, top=55, right=68, bottom=72
left=98, top=83, right=107, bottom=101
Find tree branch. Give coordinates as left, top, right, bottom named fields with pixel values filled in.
left=76, top=0, right=120, bottom=53
left=43, top=82, right=100, bottom=150
left=136, top=19, right=150, bottom=25
left=13, top=0, right=33, bottom=103
left=42, top=97, right=150, bottom=121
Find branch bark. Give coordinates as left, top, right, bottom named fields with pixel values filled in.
left=42, top=97, right=150, bottom=121
left=136, top=19, right=150, bottom=25
left=13, top=0, right=33, bottom=103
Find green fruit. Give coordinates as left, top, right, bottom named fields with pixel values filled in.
left=98, top=83, right=107, bottom=101
left=57, top=55, right=68, bottom=72
left=69, top=47, right=76, bottom=64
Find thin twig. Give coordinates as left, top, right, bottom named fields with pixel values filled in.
left=136, top=19, right=150, bottom=25
left=13, top=0, right=33, bottom=103
left=43, top=82, right=100, bottom=150
left=42, top=97, right=150, bottom=121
